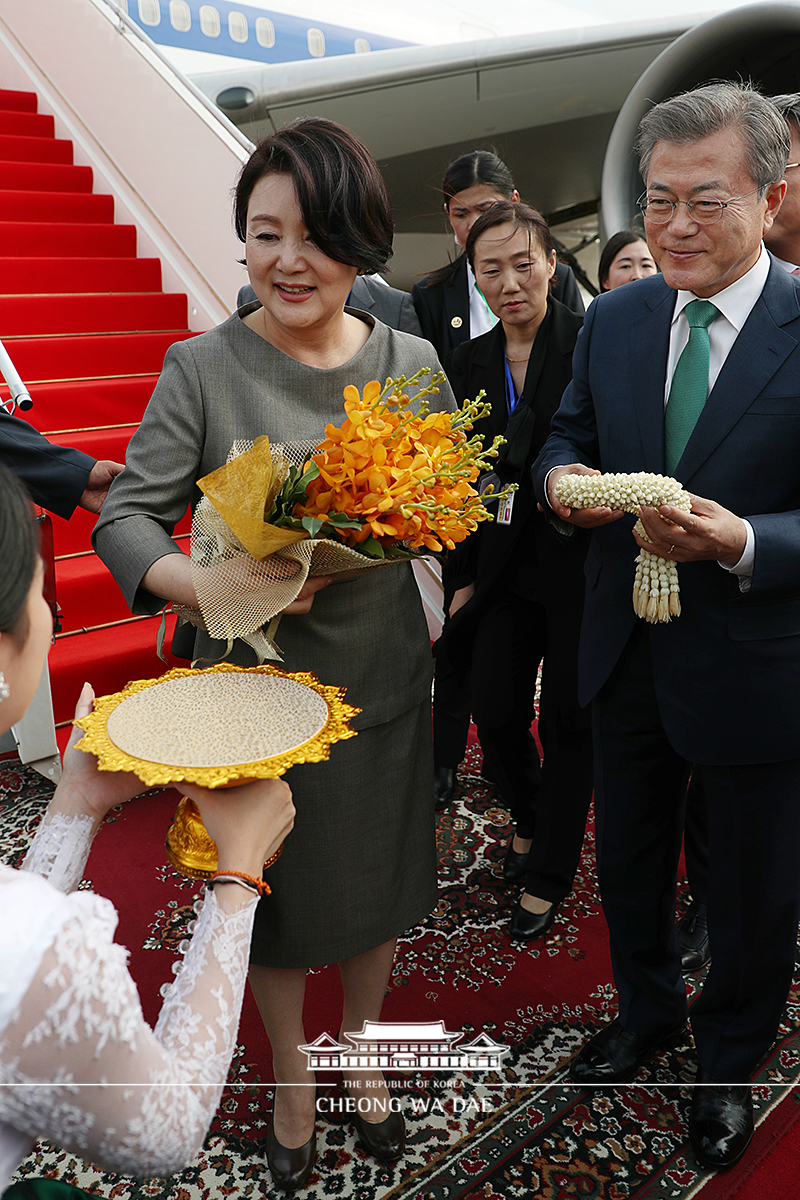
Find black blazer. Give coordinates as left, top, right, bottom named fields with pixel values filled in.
left=412, top=254, right=584, bottom=364
left=438, top=300, right=589, bottom=717
left=0, top=410, right=94, bottom=518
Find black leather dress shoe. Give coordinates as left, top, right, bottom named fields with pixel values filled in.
left=689, top=1067, right=754, bottom=1170
left=434, top=767, right=457, bottom=811
left=677, top=900, right=710, bottom=974
left=351, top=1105, right=405, bottom=1162
left=569, top=1016, right=688, bottom=1084
left=266, top=1119, right=316, bottom=1190
left=509, top=899, right=559, bottom=941
left=502, top=838, right=529, bottom=883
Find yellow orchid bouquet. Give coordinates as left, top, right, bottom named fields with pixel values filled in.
left=268, top=371, right=503, bottom=555
left=176, top=370, right=511, bottom=661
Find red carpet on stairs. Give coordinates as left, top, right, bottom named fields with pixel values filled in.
left=0, top=84, right=200, bottom=738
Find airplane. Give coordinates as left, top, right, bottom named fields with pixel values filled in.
left=65, top=1, right=800, bottom=292
left=115, top=0, right=414, bottom=74
left=154, top=0, right=799, bottom=293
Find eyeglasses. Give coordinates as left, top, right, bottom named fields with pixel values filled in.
left=637, top=187, right=762, bottom=225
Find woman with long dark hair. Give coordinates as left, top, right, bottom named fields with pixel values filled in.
left=598, top=230, right=657, bottom=291
left=436, top=202, right=593, bottom=941
left=412, top=150, right=584, bottom=363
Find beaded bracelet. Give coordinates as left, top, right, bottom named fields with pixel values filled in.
left=264, top=843, right=283, bottom=870
left=210, top=870, right=272, bottom=898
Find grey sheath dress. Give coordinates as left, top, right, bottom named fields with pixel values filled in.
left=93, top=305, right=455, bottom=967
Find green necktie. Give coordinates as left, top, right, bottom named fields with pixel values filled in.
left=664, top=298, right=719, bottom=475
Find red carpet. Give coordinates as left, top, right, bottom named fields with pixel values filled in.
left=4, top=736, right=800, bottom=1199
left=0, top=83, right=200, bottom=742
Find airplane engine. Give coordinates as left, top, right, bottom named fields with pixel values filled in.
left=601, top=1, right=800, bottom=238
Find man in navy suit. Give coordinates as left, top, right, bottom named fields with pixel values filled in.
left=0, top=409, right=122, bottom=517
left=535, top=82, right=800, bottom=1171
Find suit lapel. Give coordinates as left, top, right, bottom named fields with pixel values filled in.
left=628, top=282, right=673, bottom=474
left=477, top=326, right=508, bottom=439
left=677, top=315, right=794, bottom=483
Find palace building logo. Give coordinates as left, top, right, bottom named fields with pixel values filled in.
left=299, top=1020, right=510, bottom=1073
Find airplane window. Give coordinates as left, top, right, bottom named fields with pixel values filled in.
left=138, top=0, right=161, bottom=26
left=199, top=4, right=220, bottom=36
left=354, top=38, right=371, bottom=53
left=169, top=0, right=191, bottom=31
left=307, top=28, right=325, bottom=57
left=228, top=11, right=248, bottom=42
left=255, top=16, right=275, bottom=47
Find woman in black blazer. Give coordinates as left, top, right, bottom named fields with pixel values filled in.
left=435, top=201, right=593, bottom=940
left=412, top=151, right=584, bottom=365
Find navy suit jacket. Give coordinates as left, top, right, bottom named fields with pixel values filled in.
left=533, top=260, right=800, bottom=766
left=0, top=410, right=93, bottom=518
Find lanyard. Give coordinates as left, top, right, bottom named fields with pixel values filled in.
left=504, top=353, right=523, bottom=417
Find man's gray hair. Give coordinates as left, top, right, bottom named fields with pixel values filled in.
left=770, top=92, right=800, bottom=134
left=637, top=82, right=790, bottom=193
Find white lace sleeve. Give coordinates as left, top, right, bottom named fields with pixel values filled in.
left=0, top=886, right=257, bottom=1180
left=20, top=812, right=95, bottom=894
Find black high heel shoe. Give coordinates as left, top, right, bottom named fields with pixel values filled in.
left=350, top=1099, right=405, bottom=1162
left=327, top=1070, right=405, bottom=1161
left=266, top=1091, right=317, bottom=1191
left=509, top=899, right=559, bottom=941
left=502, top=837, right=529, bottom=883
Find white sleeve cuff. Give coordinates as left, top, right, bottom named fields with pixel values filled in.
left=718, top=519, right=754, bottom=592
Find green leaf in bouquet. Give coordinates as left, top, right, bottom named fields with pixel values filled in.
left=299, top=461, right=320, bottom=485
left=301, top=515, right=324, bottom=536
left=356, top=534, right=387, bottom=558
left=324, top=511, right=364, bottom=530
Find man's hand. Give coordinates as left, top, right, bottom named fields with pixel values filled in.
left=546, top=464, right=625, bottom=528
left=635, top=494, right=747, bottom=565
left=79, top=460, right=124, bottom=514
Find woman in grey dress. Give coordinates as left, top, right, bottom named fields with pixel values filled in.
left=93, top=119, right=454, bottom=1190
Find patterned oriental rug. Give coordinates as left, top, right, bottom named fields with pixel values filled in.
left=3, top=741, right=800, bottom=1200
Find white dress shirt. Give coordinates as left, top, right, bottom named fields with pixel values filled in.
left=765, top=251, right=800, bottom=274
left=467, top=261, right=498, bottom=337
left=665, top=244, right=772, bottom=581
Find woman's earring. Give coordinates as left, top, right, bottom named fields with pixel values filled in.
left=0, top=672, right=9, bottom=702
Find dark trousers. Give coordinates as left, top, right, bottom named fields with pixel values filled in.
left=469, top=594, right=593, bottom=903
left=684, top=772, right=709, bottom=905
left=432, top=661, right=472, bottom=771
left=592, top=624, right=800, bottom=1081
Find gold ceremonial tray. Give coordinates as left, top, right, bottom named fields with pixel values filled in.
left=73, top=663, right=359, bottom=878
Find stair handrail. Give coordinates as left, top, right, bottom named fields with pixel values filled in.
left=0, top=337, right=32, bottom=414
left=91, top=0, right=254, bottom=154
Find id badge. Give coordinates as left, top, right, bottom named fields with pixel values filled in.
left=497, top=492, right=514, bottom=525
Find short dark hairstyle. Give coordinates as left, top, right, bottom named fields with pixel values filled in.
left=465, top=200, right=554, bottom=270
left=233, top=117, right=394, bottom=274
left=0, top=464, right=38, bottom=645
left=442, top=150, right=515, bottom=209
left=598, top=230, right=646, bottom=291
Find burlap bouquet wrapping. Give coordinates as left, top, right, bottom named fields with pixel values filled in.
left=174, top=438, right=403, bottom=661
